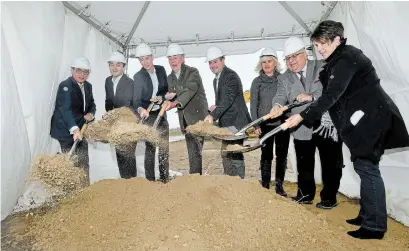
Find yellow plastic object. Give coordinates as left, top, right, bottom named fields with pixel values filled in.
left=246, top=126, right=258, bottom=138
left=243, top=90, right=250, bottom=104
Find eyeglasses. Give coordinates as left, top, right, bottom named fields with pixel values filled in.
left=74, top=68, right=90, bottom=75
left=285, top=52, right=304, bottom=62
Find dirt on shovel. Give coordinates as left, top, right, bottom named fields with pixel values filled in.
left=86, top=107, right=162, bottom=150
left=186, top=121, right=233, bottom=138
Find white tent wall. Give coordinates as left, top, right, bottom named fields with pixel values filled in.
left=329, top=2, right=409, bottom=226
left=1, top=2, right=120, bottom=220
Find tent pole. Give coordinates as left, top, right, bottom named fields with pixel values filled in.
left=279, top=2, right=312, bottom=34
left=128, top=32, right=307, bottom=50
left=124, top=1, right=150, bottom=49
left=319, top=1, right=339, bottom=22
left=62, top=1, right=123, bottom=48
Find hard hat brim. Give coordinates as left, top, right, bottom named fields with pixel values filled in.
left=284, top=48, right=306, bottom=58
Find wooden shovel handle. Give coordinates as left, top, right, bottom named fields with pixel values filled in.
left=262, top=106, right=289, bottom=120
left=159, top=101, right=169, bottom=116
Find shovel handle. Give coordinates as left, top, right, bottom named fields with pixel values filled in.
left=263, top=106, right=290, bottom=120
left=159, top=101, right=169, bottom=116
left=140, top=98, right=162, bottom=124
left=259, top=125, right=285, bottom=145
left=68, top=122, right=88, bottom=156
left=264, top=101, right=310, bottom=120
left=152, top=101, right=169, bottom=129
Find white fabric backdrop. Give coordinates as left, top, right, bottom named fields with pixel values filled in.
left=1, top=2, right=120, bottom=220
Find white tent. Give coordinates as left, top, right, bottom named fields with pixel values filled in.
left=1, top=1, right=408, bottom=226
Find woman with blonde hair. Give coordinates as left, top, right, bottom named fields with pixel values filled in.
left=250, top=48, right=290, bottom=196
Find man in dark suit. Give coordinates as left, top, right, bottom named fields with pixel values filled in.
left=105, top=51, right=136, bottom=179
left=50, top=57, right=96, bottom=180
left=132, top=43, right=169, bottom=182
left=204, top=46, right=252, bottom=179
left=165, top=43, right=209, bottom=175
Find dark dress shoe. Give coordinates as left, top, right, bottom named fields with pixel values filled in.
left=346, top=216, right=363, bottom=226
left=347, top=227, right=385, bottom=240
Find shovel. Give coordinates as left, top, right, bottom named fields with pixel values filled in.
left=68, top=119, right=93, bottom=157
left=222, top=122, right=289, bottom=154
left=140, top=97, right=163, bottom=124
left=213, top=101, right=309, bottom=141
left=152, top=101, right=169, bottom=129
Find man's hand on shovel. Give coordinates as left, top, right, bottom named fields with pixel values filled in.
left=166, top=100, right=179, bottom=111
left=204, top=114, right=214, bottom=124
left=139, top=107, right=150, bottom=119
left=84, top=113, right=94, bottom=122
left=73, top=129, right=83, bottom=141
left=285, top=114, right=304, bottom=129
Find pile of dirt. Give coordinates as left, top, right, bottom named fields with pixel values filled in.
left=186, top=121, right=233, bottom=138
left=25, top=175, right=365, bottom=251
left=86, top=107, right=160, bottom=147
left=31, top=154, right=87, bottom=196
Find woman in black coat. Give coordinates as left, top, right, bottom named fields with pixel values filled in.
left=285, top=20, right=409, bottom=240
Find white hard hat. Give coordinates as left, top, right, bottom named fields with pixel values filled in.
left=135, top=43, right=153, bottom=58
left=108, top=52, right=126, bottom=64
left=205, top=46, right=224, bottom=62
left=167, top=43, right=184, bottom=57
left=283, top=37, right=306, bottom=57
left=71, top=57, right=91, bottom=70
left=260, top=48, right=278, bottom=58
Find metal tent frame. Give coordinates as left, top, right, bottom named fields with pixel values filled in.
left=62, top=1, right=338, bottom=59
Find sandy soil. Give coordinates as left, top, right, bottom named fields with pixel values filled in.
left=1, top=140, right=408, bottom=251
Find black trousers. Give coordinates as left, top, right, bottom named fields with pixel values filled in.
left=116, top=145, right=137, bottom=179
left=259, top=124, right=290, bottom=184
left=142, top=111, right=169, bottom=181
left=293, top=132, right=343, bottom=202
left=221, top=139, right=245, bottom=179
left=58, top=137, right=89, bottom=184
left=183, top=117, right=204, bottom=174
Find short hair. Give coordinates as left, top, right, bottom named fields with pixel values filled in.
left=310, top=20, right=344, bottom=43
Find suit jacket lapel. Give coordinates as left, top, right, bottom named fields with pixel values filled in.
left=154, top=65, right=162, bottom=96
left=143, top=70, right=154, bottom=97
left=71, top=79, right=85, bottom=110
left=215, top=67, right=227, bottom=103
left=213, top=78, right=218, bottom=102
left=108, top=76, right=114, bottom=98
left=306, top=60, right=315, bottom=92
left=115, top=75, right=126, bottom=98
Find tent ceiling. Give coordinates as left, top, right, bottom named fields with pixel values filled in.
left=66, top=1, right=335, bottom=57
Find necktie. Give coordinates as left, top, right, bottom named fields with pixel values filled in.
left=298, top=71, right=306, bottom=90
left=79, top=84, right=86, bottom=112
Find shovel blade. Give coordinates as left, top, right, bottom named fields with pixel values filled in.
left=212, top=134, right=247, bottom=141
left=222, top=143, right=263, bottom=154
left=222, top=126, right=238, bottom=134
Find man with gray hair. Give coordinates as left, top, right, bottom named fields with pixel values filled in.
left=272, top=37, right=343, bottom=209
left=165, top=43, right=209, bottom=175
